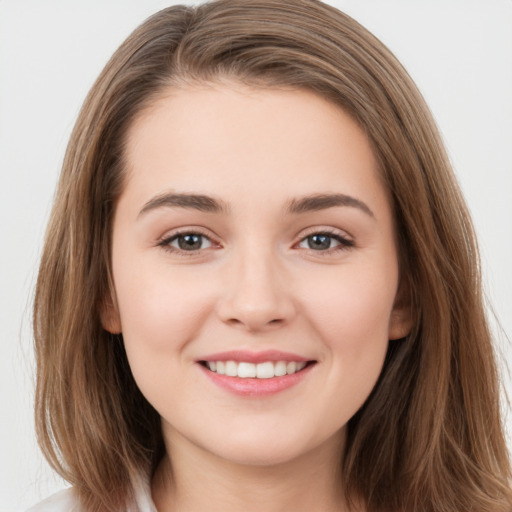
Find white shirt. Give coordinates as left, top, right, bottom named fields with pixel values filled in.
left=26, top=479, right=158, bottom=512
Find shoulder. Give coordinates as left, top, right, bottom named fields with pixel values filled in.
left=24, top=480, right=157, bottom=512
left=26, top=488, right=79, bottom=512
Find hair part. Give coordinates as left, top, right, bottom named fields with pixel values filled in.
left=34, top=1, right=512, bottom=511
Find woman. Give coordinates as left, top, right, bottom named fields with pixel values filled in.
left=30, top=0, right=512, bottom=511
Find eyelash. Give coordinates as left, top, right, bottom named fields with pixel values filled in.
left=157, top=228, right=354, bottom=257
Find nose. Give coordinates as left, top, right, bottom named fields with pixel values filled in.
left=216, top=246, right=296, bottom=332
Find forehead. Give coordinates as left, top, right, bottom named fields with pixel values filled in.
left=121, top=83, right=390, bottom=219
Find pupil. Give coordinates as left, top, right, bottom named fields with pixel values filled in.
left=178, top=234, right=202, bottom=250
left=309, top=234, right=330, bottom=250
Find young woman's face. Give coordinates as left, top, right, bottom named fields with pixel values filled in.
left=105, top=84, right=411, bottom=467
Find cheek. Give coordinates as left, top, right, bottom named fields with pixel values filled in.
left=112, top=259, right=212, bottom=354
left=301, top=263, right=398, bottom=340
left=301, top=269, right=395, bottom=422
left=112, top=263, right=212, bottom=411
left=297, top=260, right=398, bottom=393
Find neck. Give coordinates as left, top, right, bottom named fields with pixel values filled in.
left=151, top=430, right=355, bottom=512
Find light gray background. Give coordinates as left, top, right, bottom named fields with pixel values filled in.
left=1, top=1, right=511, bottom=510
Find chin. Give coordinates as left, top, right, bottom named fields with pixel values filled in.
left=218, top=445, right=304, bottom=467
left=194, top=425, right=346, bottom=469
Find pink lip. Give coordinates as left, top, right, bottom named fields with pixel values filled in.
left=197, top=360, right=316, bottom=398
left=197, top=349, right=311, bottom=364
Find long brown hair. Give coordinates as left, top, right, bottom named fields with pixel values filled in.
left=33, top=1, right=512, bottom=511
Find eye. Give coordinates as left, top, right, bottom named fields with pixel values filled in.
left=159, top=231, right=214, bottom=253
left=298, top=231, right=353, bottom=252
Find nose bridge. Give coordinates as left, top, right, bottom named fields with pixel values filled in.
left=217, top=238, right=294, bottom=330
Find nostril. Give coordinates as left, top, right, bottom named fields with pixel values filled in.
left=224, top=317, right=285, bottom=330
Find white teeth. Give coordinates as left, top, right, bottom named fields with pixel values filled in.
left=286, top=361, right=297, bottom=375
left=256, top=362, right=274, bottom=379
left=274, top=361, right=287, bottom=377
left=237, top=362, right=256, bottom=378
left=205, top=360, right=309, bottom=378
left=225, top=360, right=237, bottom=377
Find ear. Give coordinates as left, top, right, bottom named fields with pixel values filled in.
left=388, top=280, right=414, bottom=340
left=100, top=294, right=122, bottom=334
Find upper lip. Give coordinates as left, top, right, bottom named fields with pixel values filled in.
left=197, top=350, right=313, bottom=364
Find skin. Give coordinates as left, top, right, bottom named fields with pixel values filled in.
left=103, top=83, right=411, bottom=512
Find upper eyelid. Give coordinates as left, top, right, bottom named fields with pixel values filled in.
left=158, top=225, right=352, bottom=239
left=296, top=226, right=354, bottom=242
left=159, top=227, right=218, bottom=243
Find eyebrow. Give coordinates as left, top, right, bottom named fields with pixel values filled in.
left=138, top=193, right=230, bottom=217
left=138, top=192, right=374, bottom=218
left=286, top=193, right=375, bottom=218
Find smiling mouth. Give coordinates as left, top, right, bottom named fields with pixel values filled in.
left=200, top=360, right=315, bottom=379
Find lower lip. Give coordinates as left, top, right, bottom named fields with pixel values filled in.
left=198, top=363, right=315, bottom=397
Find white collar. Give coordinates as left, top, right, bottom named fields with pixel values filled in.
left=27, top=476, right=157, bottom=512
left=130, top=475, right=158, bottom=512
